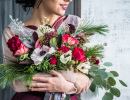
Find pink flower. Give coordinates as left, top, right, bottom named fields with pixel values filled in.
left=35, top=39, right=42, bottom=49
left=14, top=43, right=29, bottom=56
left=62, top=34, right=70, bottom=43
left=62, top=34, right=79, bottom=45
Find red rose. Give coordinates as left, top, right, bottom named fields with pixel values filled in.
left=72, top=47, right=86, bottom=62
left=79, top=57, right=87, bottom=62
left=62, top=34, right=71, bottom=43
left=58, top=46, right=70, bottom=53
left=7, top=35, right=21, bottom=53
left=50, top=56, right=57, bottom=65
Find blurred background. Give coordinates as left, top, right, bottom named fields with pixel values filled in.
left=0, top=0, right=130, bottom=100
left=81, top=0, right=130, bottom=100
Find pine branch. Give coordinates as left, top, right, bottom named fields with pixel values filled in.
left=85, top=45, right=104, bottom=58
left=77, top=21, right=109, bottom=36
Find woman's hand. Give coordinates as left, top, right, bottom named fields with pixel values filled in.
left=75, top=72, right=90, bottom=94
left=30, top=70, right=75, bottom=93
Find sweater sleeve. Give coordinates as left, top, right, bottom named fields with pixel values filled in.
left=2, top=27, right=29, bottom=92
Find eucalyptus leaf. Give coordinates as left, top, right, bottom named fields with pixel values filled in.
left=95, top=70, right=108, bottom=80
left=94, top=86, right=99, bottom=97
left=90, top=82, right=96, bottom=92
left=103, top=62, right=113, bottom=67
left=57, top=26, right=64, bottom=35
left=89, top=66, right=99, bottom=72
left=102, top=80, right=111, bottom=90
left=93, top=75, right=102, bottom=85
left=50, top=43, right=57, bottom=50
left=110, top=71, right=119, bottom=77
left=110, top=87, right=121, bottom=97
left=108, top=77, right=116, bottom=86
left=46, top=54, right=52, bottom=58
left=102, top=92, right=113, bottom=100
left=107, top=72, right=114, bottom=78
left=101, top=68, right=106, bottom=71
left=119, top=80, right=127, bottom=87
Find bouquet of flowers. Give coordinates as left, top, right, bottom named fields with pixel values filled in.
left=0, top=15, right=127, bottom=100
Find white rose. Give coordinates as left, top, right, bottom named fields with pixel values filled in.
left=60, top=50, right=72, bottom=64
left=77, top=62, right=91, bottom=74
left=83, top=43, right=93, bottom=51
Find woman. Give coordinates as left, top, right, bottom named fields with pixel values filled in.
left=2, top=0, right=90, bottom=100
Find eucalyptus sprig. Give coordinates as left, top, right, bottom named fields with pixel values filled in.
left=88, top=63, right=127, bottom=100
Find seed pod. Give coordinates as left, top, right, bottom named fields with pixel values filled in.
left=74, top=69, right=78, bottom=73
left=71, top=60, right=76, bottom=64
left=69, top=65, right=73, bottom=71
left=76, top=60, right=79, bottom=64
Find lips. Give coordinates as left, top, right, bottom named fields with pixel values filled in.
left=60, top=4, right=68, bottom=10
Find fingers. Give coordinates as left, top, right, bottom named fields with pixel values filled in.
left=49, top=70, right=59, bottom=77
left=31, top=88, right=48, bottom=92
left=81, top=88, right=86, bottom=93
left=31, top=83, right=49, bottom=88
left=32, top=77, right=49, bottom=82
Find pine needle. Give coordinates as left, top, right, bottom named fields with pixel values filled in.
left=77, top=21, right=109, bottom=36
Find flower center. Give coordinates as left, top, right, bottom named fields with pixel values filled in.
left=81, top=66, right=85, bottom=69
left=65, top=54, right=70, bottom=58
left=40, top=50, right=46, bottom=56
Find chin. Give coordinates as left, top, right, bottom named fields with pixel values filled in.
left=55, top=11, right=66, bottom=16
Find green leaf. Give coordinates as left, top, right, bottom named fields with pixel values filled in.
left=102, top=92, right=113, bottom=100
left=107, top=72, right=114, bottom=78
left=58, top=34, right=62, bottom=48
left=90, top=82, right=96, bottom=92
left=93, top=75, right=103, bottom=85
left=102, top=80, right=111, bottom=90
left=50, top=38, right=57, bottom=45
left=65, top=94, right=70, bottom=100
left=89, top=66, right=99, bottom=72
left=95, top=70, right=108, bottom=80
left=108, top=77, right=116, bottom=86
left=110, top=87, right=121, bottom=97
left=46, top=54, right=52, bottom=58
left=101, top=68, right=106, bottom=71
left=94, top=86, right=99, bottom=97
left=119, top=80, right=127, bottom=87
left=103, top=62, right=113, bottom=67
left=57, top=26, right=64, bottom=35
left=110, top=71, right=119, bottom=77
left=50, top=43, right=57, bottom=50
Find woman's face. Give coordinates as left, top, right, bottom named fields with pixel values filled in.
left=40, top=0, right=73, bottom=16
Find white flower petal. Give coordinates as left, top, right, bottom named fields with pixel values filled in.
left=77, top=62, right=91, bottom=74
left=60, top=50, right=72, bottom=64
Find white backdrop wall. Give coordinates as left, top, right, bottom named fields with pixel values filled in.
left=81, top=0, right=130, bottom=100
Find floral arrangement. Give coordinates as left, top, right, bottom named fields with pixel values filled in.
left=0, top=16, right=127, bottom=100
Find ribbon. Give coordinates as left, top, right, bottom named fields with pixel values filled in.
left=44, top=92, right=62, bottom=100
left=70, top=94, right=78, bottom=100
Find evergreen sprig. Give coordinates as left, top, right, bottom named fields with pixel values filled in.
left=77, top=22, right=109, bottom=36
left=85, top=45, right=104, bottom=58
